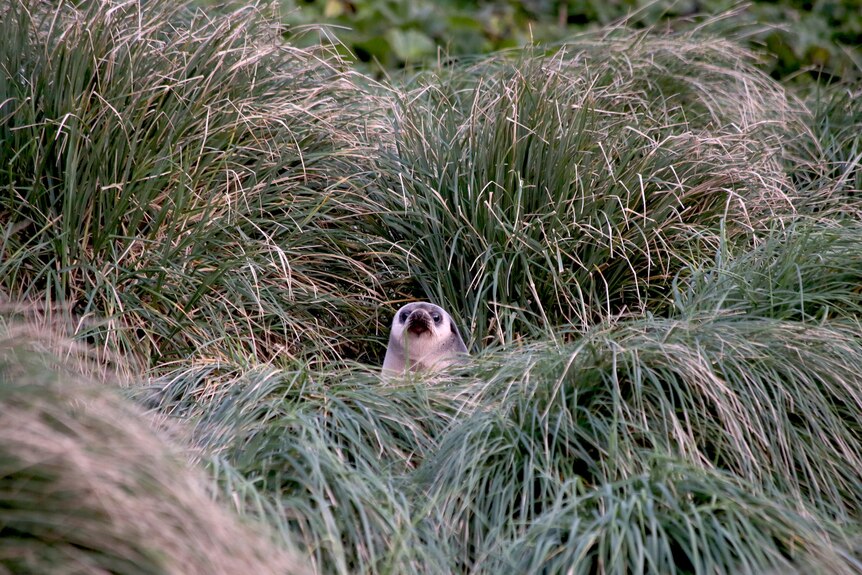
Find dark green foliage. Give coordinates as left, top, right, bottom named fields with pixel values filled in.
left=279, top=0, right=531, bottom=69
left=278, top=0, right=862, bottom=82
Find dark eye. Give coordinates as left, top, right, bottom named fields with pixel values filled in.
left=399, top=311, right=409, bottom=323
left=432, top=313, right=441, bottom=323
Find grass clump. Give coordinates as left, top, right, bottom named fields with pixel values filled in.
left=379, top=29, right=797, bottom=344
left=0, top=0, right=396, bottom=366
left=155, top=363, right=473, bottom=574
left=0, top=326, right=308, bottom=575
left=674, top=221, right=862, bottom=321
left=148, top=313, right=862, bottom=573
left=415, top=316, right=862, bottom=569
left=492, top=463, right=858, bottom=575
left=784, top=81, right=862, bottom=217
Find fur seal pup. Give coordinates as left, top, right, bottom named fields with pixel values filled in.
left=381, top=302, right=468, bottom=375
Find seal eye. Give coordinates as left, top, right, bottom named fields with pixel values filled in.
left=399, top=311, right=409, bottom=323
left=432, top=313, right=441, bottom=323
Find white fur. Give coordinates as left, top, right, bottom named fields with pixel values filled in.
left=381, top=302, right=468, bottom=375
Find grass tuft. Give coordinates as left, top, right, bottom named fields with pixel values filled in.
left=0, top=325, right=308, bottom=575
left=0, top=0, right=397, bottom=366
left=492, top=462, right=860, bottom=575
left=153, top=362, right=473, bottom=573
left=674, top=220, right=862, bottom=321
left=416, top=317, right=862, bottom=568
left=376, top=29, right=798, bottom=344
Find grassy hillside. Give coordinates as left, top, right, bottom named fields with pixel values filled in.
left=1, top=0, right=861, bottom=573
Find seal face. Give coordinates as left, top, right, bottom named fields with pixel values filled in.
left=381, top=302, right=469, bottom=375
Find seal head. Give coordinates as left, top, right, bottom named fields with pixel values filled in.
left=381, top=302, right=468, bottom=375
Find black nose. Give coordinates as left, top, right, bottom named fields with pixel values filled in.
left=406, top=310, right=431, bottom=334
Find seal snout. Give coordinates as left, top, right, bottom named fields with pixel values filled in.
left=406, top=310, right=432, bottom=336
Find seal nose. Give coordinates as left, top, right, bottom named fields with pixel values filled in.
left=406, top=309, right=432, bottom=335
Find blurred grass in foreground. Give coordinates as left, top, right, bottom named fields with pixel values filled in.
left=0, top=323, right=308, bottom=574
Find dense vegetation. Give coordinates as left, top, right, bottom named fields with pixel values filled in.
left=1, top=0, right=861, bottom=573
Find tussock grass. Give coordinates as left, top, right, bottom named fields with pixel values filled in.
left=420, top=317, right=862, bottom=559
left=151, top=313, right=862, bottom=572
left=785, top=82, right=862, bottom=217
left=491, top=463, right=859, bottom=575
left=156, top=362, right=469, bottom=469
left=154, top=363, right=474, bottom=573
left=0, top=0, right=396, bottom=366
left=0, top=327, right=308, bottom=575
left=378, top=29, right=798, bottom=344
left=4, top=0, right=862, bottom=572
left=674, top=221, right=862, bottom=321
